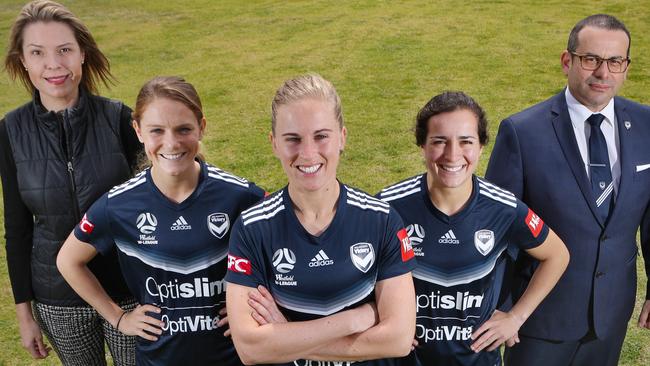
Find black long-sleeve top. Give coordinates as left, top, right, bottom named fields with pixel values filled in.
left=0, top=98, right=142, bottom=304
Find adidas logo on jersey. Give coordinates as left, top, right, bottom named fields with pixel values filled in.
left=170, top=216, right=192, bottom=231
left=309, top=249, right=334, bottom=267
left=438, top=230, right=459, bottom=244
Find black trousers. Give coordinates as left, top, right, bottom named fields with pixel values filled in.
left=503, top=326, right=627, bottom=366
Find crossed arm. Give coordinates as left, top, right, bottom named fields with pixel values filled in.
left=226, top=272, right=415, bottom=365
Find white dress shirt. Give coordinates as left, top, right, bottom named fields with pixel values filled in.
left=565, top=88, right=620, bottom=195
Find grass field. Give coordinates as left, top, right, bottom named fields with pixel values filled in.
left=1, top=0, right=649, bottom=364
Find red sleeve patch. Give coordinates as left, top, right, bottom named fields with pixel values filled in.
left=525, top=209, right=544, bottom=238
left=397, top=228, right=414, bottom=262
left=227, top=254, right=252, bottom=275
left=79, top=214, right=95, bottom=234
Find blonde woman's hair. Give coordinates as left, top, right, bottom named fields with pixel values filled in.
left=271, top=74, right=343, bottom=133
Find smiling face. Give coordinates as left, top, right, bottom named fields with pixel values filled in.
left=21, top=21, right=84, bottom=111
left=134, top=97, right=205, bottom=181
left=271, top=98, right=346, bottom=193
left=562, top=26, right=629, bottom=112
left=422, top=108, right=483, bottom=191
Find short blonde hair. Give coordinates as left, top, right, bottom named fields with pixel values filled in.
left=271, top=74, right=343, bottom=133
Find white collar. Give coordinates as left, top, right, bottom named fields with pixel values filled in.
left=565, top=87, right=616, bottom=128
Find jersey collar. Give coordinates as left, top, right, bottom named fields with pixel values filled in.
left=147, top=159, right=207, bottom=211
left=283, top=180, right=346, bottom=245
left=420, top=173, right=479, bottom=224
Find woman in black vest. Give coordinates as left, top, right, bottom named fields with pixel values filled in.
left=0, top=1, right=142, bottom=365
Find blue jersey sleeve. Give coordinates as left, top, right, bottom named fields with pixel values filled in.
left=247, top=182, right=266, bottom=205
left=225, top=218, right=268, bottom=288
left=505, top=199, right=549, bottom=252
left=73, top=193, right=115, bottom=255
left=377, top=208, right=416, bottom=281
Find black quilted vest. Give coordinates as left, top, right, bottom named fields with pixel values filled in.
left=5, top=89, right=132, bottom=306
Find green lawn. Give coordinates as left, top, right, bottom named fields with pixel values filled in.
left=0, top=0, right=649, bottom=364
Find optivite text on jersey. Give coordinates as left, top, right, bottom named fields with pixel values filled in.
left=163, top=314, right=221, bottom=336
left=417, top=324, right=473, bottom=342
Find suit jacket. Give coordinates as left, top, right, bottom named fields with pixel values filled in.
left=485, top=90, right=650, bottom=341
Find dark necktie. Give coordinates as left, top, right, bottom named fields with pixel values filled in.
left=587, top=113, right=613, bottom=221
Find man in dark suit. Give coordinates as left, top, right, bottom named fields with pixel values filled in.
left=486, top=14, right=650, bottom=366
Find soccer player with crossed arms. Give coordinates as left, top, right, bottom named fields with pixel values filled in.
left=225, top=74, right=416, bottom=366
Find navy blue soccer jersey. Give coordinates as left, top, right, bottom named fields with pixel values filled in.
left=225, top=183, right=416, bottom=366
left=73, top=161, right=264, bottom=366
left=378, top=174, right=548, bottom=366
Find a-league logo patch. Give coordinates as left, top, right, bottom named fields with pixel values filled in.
left=207, top=213, right=230, bottom=239
left=406, top=224, right=425, bottom=257
left=474, top=229, right=495, bottom=256
left=272, top=248, right=296, bottom=274
left=350, top=242, right=375, bottom=273
left=406, top=224, right=425, bottom=245
left=136, top=212, right=158, bottom=245
left=136, top=212, right=158, bottom=234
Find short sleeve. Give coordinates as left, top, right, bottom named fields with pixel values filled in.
left=225, top=218, right=268, bottom=288
left=505, top=200, right=549, bottom=252
left=377, top=208, right=416, bottom=281
left=73, top=194, right=115, bottom=255
left=245, top=182, right=266, bottom=208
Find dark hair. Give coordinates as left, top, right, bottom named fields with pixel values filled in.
left=4, top=0, right=113, bottom=94
left=414, top=91, right=488, bottom=147
left=567, top=14, right=631, bottom=57
left=132, top=76, right=203, bottom=124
